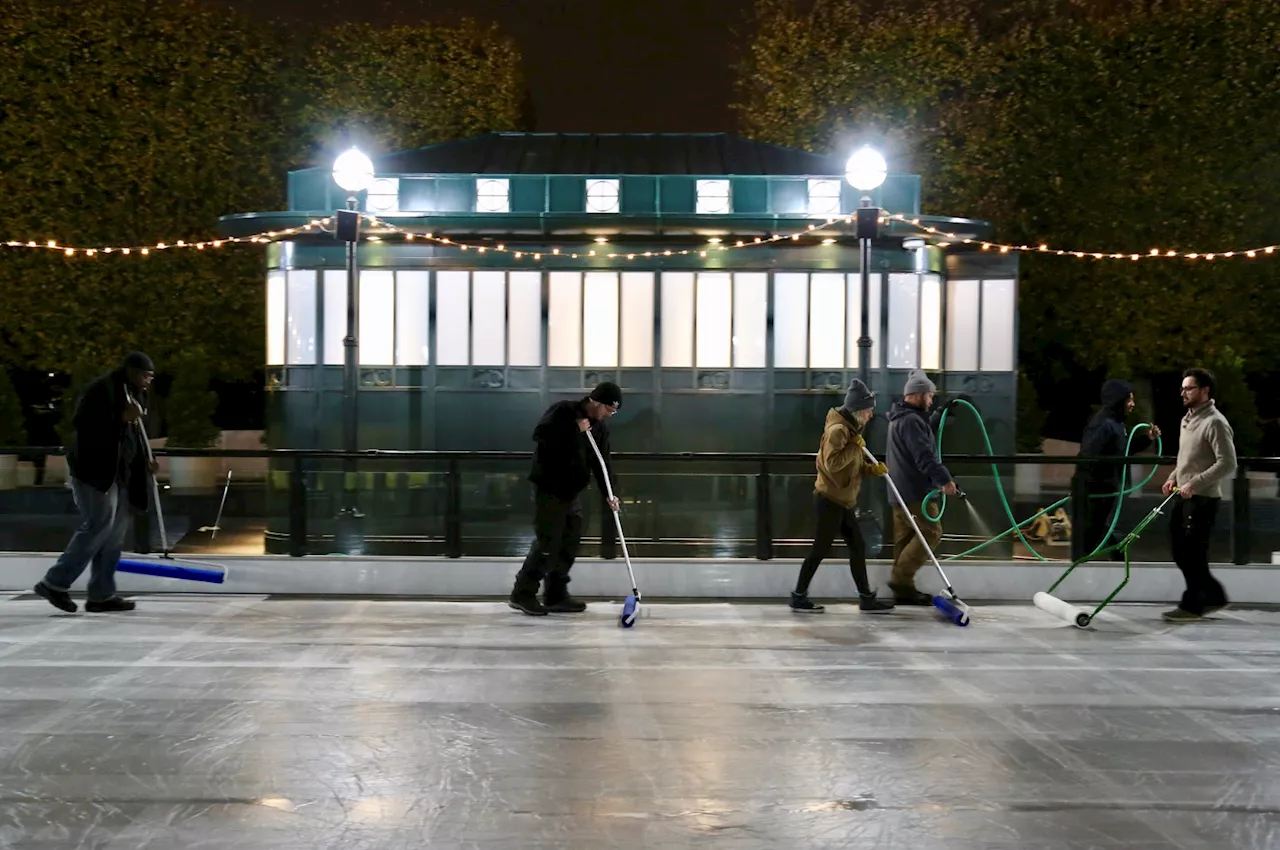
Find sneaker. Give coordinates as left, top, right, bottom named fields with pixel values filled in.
left=858, top=591, right=895, bottom=613
left=888, top=582, right=932, bottom=606
left=85, top=597, right=135, bottom=613
left=543, top=594, right=587, bottom=613
left=790, top=591, right=824, bottom=613
left=33, top=581, right=76, bottom=613
left=508, top=593, right=548, bottom=616
left=1161, top=607, right=1202, bottom=623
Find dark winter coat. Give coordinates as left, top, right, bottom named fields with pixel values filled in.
left=1080, top=379, right=1152, bottom=488
left=527, top=398, right=614, bottom=501
left=65, top=368, right=150, bottom=510
left=887, top=400, right=952, bottom=505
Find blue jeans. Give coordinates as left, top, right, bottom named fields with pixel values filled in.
left=43, top=478, right=132, bottom=601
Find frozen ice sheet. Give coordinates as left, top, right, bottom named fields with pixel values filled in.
left=0, top=595, right=1278, bottom=849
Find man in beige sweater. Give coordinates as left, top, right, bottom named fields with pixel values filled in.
left=1161, top=367, right=1236, bottom=622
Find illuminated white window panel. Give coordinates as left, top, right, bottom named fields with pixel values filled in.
left=732, top=272, right=767, bottom=368
left=285, top=270, right=316, bottom=366
left=366, top=177, right=399, bottom=214
left=845, top=273, right=882, bottom=369
left=266, top=271, right=285, bottom=366
left=548, top=272, right=583, bottom=367
left=475, top=178, right=510, bottom=213
left=919, top=274, right=942, bottom=371
left=980, top=278, right=1016, bottom=372
left=323, top=270, right=347, bottom=365
left=586, top=179, right=620, bottom=214
left=395, top=271, right=429, bottom=366
left=809, top=273, right=846, bottom=369
left=470, top=271, right=506, bottom=366
left=583, top=272, right=619, bottom=367
left=807, top=179, right=842, bottom=216
left=507, top=272, right=542, bottom=367
left=358, top=270, right=395, bottom=365
left=620, top=272, right=654, bottom=367
left=772, top=272, right=809, bottom=368
left=695, top=273, right=732, bottom=368
left=660, top=272, right=695, bottom=367
left=695, top=179, right=732, bottom=214
left=946, top=279, right=980, bottom=372
left=435, top=271, right=471, bottom=366
left=887, top=273, right=920, bottom=369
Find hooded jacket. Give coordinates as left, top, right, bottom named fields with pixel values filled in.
left=65, top=368, right=150, bottom=511
left=527, top=398, right=613, bottom=501
left=1080, top=379, right=1152, bottom=487
left=887, top=400, right=952, bottom=505
left=814, top=407, right=887, bottom=508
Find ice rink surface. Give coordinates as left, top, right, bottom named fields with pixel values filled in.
left=0, top=593, right=1277, bottom=849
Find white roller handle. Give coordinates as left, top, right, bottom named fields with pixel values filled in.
left=584, top=428, right=638, bottom=595
left=1033, top=591, right=1091, bottom=628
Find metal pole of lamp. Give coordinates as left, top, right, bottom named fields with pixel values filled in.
left=855, top=196, right=880, bottom=387
left=335, top=200, right=364, bottom=552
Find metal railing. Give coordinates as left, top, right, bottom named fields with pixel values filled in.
left=3, top=447, right=1279, bottom=564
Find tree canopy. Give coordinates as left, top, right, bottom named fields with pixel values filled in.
left=0, top=0, right=526, bottom=378
left=735, top=0, right=1280, bottom=376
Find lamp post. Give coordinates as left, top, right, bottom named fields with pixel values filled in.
left=332, top=147, right=375, bottom=552
left=846, top=146, right=887, bottom=388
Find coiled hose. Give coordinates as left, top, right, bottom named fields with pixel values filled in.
left=918, top=399, right=1162, bottom=562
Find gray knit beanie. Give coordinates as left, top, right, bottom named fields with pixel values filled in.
left=841, top=378, right=875, bottom=412
left=903, top=370, right=936, bottom=396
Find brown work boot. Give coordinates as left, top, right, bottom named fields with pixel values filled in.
left=888, top=581, right=932, bottom=606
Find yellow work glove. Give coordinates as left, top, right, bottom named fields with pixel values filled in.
left=852, top=433, right=866, bottom=449
left=866, top=461, right=888, bottom=477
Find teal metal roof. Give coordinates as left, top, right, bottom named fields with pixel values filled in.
left=298, top=133, right=855, bottom=177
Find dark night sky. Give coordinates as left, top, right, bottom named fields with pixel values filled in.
left=202, top=0, right=757, bottom=134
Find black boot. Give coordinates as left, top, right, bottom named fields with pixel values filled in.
left=34, top=581, right=76, bottom=613
left=544, top=579, right=586, bottom=613
left=508, top=575, right=547, bottom=616
left=790, top=591, right=824, bottom=613
left=858, top=590, right=895, bottom=613
left=85, top=596, right=136, bottom=613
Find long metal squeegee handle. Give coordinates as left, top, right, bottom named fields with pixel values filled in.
left=861, top=444, right=954, bottom=591
left=125, top=384, right=169, bottom=555
left=584, top=429, right=638, bottom=592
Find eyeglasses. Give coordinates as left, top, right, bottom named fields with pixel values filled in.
left=1180, top=385, right=1202, bottom=394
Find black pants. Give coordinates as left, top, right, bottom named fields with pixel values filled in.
left=1170, top=495, right=1227, bottom=614
left=513, top=490, right=582, bottom=600
left=795, top=492, right=871, bottom=596
left=1083, top=484, right=1122, bottom=556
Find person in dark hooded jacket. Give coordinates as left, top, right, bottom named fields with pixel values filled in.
left=34, top=352, right=157, bottom=614
left=1079, top=379, right=1160, bottom=554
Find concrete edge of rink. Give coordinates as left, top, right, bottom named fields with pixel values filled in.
left=1, top=552, right=1279, bottom=604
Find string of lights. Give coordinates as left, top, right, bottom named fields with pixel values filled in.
left=888, top=213, right=1280, bottom=262
left=367, top=214, right=868, bottom=260
left=6, top=210, right=1277, bottom=263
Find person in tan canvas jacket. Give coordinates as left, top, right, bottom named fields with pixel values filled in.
left=1160, top=367, right=1236, bottom=623
left=789, top=379, right=896, bottom=614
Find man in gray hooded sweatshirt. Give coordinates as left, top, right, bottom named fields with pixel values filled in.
left=886, top=370, right=957, bottom=604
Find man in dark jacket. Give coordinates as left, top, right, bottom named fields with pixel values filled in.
left=1080, top=379, right=1160, bottom=554
left=509, top=381, right=623, bottom=616
left=35, top=352, right=157, bottom=613
left=886, top=370, right=957, bottom=604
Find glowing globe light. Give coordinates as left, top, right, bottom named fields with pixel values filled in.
left=332, top=147, right=375, bottom=193
left=845, top=146, right=887, bottom=192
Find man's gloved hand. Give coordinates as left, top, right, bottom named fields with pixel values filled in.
left=852, top=432, right=866, bottom=449
left=866, top=461, right=888, bottom=477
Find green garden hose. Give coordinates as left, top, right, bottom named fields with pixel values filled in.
left=918, top=399, right=1162, bottom=562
